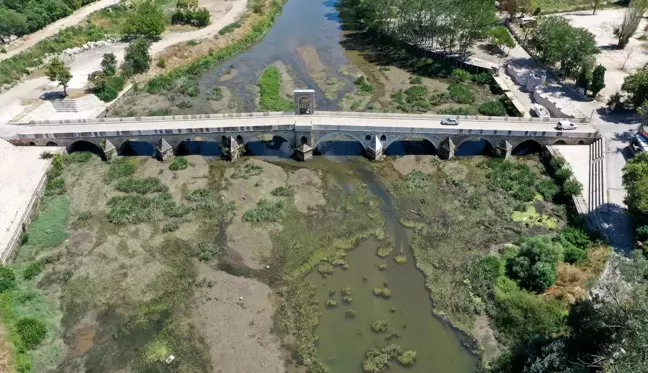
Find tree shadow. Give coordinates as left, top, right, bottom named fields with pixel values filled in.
left=590, top=202, right=634, bottom=255
left=478, top=43, right=507, bottom=58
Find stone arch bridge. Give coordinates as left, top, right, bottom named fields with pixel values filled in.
left=8, top=111, right=600, bottom=161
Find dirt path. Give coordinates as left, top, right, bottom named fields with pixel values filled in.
left=0, top=0, right=120, bottom=62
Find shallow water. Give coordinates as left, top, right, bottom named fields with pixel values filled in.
left=300, top=154, right=477, bottom=373
left=198, top=0, right=358, bottom=111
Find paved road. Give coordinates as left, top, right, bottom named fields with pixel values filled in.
left=0, top=0, right=120, bottom=62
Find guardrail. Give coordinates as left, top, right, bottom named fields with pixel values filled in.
left=23, top=110, right=590, bottom=126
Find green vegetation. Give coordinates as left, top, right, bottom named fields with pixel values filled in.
left=479, top=99, right=507, bottom=116
left=376, top=243, right=393, bottom=258
left=67, top=151, right=94, bottom=163
left=116, top=177, right=168, bottom=194
left=354, top=76, right=375, bottom=96
left=169, top=156, right=189, bottom=170
left=394, top=255, right=407, bottom=264
left=409, top=75, right=423, bottom=84
left=122, top=0, right=166, bottom=39
left=488, top=26, right=515, bottom=53
left=451, top=69, right=471, bottom=83
left=487, top=158, right=545, bottom=203
left=438, top=107, right=471, bottom=116
left=371, top=320, right=389, bottom=333
left=45, top=56, right=72, bottom=96
left=242, top=199, right=287, bottom=223
left=230, top=162, right=263, bottom=179
left=219, top=21, right=241, bottom=35
left=15, top=317, right=48, bottom=350
left=88, top=53, right=125, bottom=102
left=172, top=2, right=211, bottom=28
left=208, top=86, right=224, bottom=101
left=506, top=236, right=563, bottom=292
left=378, top=263, right=388, bottom=271
left=107, top=192, right=189, bottom=225
left=23, top=261, right=44, bottom=280
left=406, top=170, right=432, bottom=191
left=326, top=299, right=337, bottom=308
left=258, top=66, right=294, bottom=111
left=21, top=195, right=69, bottom=248
left=529, top=16, right=599, bottom=78
left=108, top=157, right=138, bottom=179
left=345, top=309, right=356, bottom=318
left=123, top=38, right=152, bottom=76
left=622, top=152, right=648, bottom=244
left=397, top=350, right=417, bottom=366
left=373, top=288, right=392, bottom=298
left=271, top=185, right=295, bottom=197
left=448, top=83, right=475, bottom=104
left=362, top=344, right=416, bottom=373
left=0, top=266, right=16, bottom=292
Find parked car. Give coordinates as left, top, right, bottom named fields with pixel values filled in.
left=441, top=118, right=459, bottom=126
left=556, top=120, right=577, bottom=130
left=531, top=103, right=550, bottom=119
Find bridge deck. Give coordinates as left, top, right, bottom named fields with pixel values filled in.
left=10, top=112, right=598, bottom=138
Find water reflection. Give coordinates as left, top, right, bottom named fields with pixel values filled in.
left=245, top=136, right=293, bottom=158
left=455, top=139, right=493, bottom=157
left=385, top=139, right=436, bottom=156
left=176, top=141, right=224, bottom=157
left=119, top=141, right=156, bottom=157
left=512, top=140, right=543, bottom=156
left=315, top=140, right=365, bottom=156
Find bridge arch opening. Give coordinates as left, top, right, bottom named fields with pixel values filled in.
left=364, top=135, right=372, bottom=142
left=176, top=140, right=223, bottom=157
left=314, top=132, right=367, bottom=156
left=245, top=135, right=292, bottom=158
left=380, top=135, right=387, bottom=142
left=119, top=140, right=156, bottom=157
left=28, top=141, right=36, bottom=146
left=578, top=140, right=585, bottom=145
left=221, top=136, right=228, bottom=145
left=46, top=141, right=58, bottom=147
left=554, top=140, right=567, bottom=145
left=385, top=137, right=437, bottom=156
left=236, top=135, right=244, bottom=144
left=68, top=140, right=107, bottom=161
left=455, top=138, right=494, bottom=156
left=512, top=140, right=544, bottom=156
left=301, top=136, right=308, bottom=145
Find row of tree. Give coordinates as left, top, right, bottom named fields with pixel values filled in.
left=0, top=0, right=97, bottom=43
left=339, top=0, right=498, bottom=55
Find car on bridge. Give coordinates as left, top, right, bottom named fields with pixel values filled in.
left=556, top=120, right=577, bottom=131
left=440, top=118, right=459, bottom=126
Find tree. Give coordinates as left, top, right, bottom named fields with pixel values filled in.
left=615, top=0, right=648, bottom=49
left=591, top=0, right=601, bottom=14
left=562, top=178, right=583, bottom=196
left=101, top=53, right=117, bottom=76
left=0, top=7, right=27, bottom=42
left=590, top=65, right=606, bottom=96
left=123, top=38, right=152, bottom=76
left=88, top=70, right=107, bottom=90
left=622, top=66, right=648, bottom=107
left=576, top=63, right=592, bottom=93
left=530, top=17, right=599, bottom=77
left=489, top=26, right=516, bottom=54
left=122, top=0, right=166, bottom=39
left=506, top=236, right=563, bottom=292
left=623, top=151, right=648, bottom=226
left=638, top=100, right=648, bottom=130
left=45, top=57, right=72, bottom=96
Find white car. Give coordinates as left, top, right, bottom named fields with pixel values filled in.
left=556, top=120, right=577, bottom=130
left=441, top=118, right=459, bottom=126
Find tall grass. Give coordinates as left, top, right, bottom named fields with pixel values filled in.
left=116, top=177, right=169, bottom=194
left=243, top=199, right=287, bottom=222
left=21, top=196, right=70, bottom=248
left=108, top=158, right=138, bottom=179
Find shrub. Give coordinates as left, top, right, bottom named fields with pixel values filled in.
left=373, top=288, right=392, bottom=298
left=354, top=76, right=375, bottom=95
left=242, top=199, right=287, bottom=223
left=429, top=92, right=449, bottom=106
left=376, top=244, right=393, bottom=258
left=470, top=255, right=503, bottom=290
left=479, top=100, right=507, bottom=116
left=406, top=171, right=432, bottom=191
left=378, top=263, right=388, bottom=271
left=447, top=83, right=475, bottom=104
left=637, top=225, right=648, bottom=241
left=108, top=158, right=137, bottom=179
left=409, top=75, right=423, bottom=84
left=231, top=163, right=263, bottom=179
left=555, top=167, right=573, bottom=181
left=564, top=245, right=587, bottom=264
left=95, top=86, right=118, bottom=102
left=23, top=261, right=44, bottom=280
left=451, top=69, right=472, bottom=83
left=397, top=350, right=417, bottom=366
left=438, top=107, right=471, bottom=116
left=404, top=85, right=428, bottom=102
left=169, top=156, right=189, bottom=171
left=394, top=255, right=407, bottom=264
left=536, top=178, right=560, bottom=200
left=371, top=320, right=389, bottom=333
left=16, top=317, right=47, bottom=350
left=219, top=21, right=240, bottom=35
left=196, top=243, right=220, bottom=261
left=506, top=236, right=563, bottom=292
left=0, top=266, right=16, bottom=292
left=345, top=309, right=356, bottom=318
left=208, top=86, right=223, bottom=101
left=472, top=72, right=492, bottom=85
left=116, top=177, right=168, bottom=194
left=40, top=151, right=54, bottom=159
left=556, top=227, right=593, bottom=249
left=156, top=58, right=166, bottom=68
left=123, top=38, right=152, bottom=76
left=317, top=261, right=334, bottom=275
left=162, top=221, right=180, bottom=232
left=271, top=185, right=295, bottom=197
left=326, top=300, right=337, bottom=308
left=549, top=156, right=566, bottom=171
left=563, top=178, right=583, bottom=196
left=67, top=151, right=93, bottom=163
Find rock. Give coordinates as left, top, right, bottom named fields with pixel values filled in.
left=239, top=296, right=243, bottom=301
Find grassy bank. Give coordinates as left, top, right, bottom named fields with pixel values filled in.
left=258, top=66, right=294, bottom=111
left=0, top=25, right=107, bottom=88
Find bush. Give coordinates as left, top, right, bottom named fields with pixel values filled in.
left=470, top=255, right=503, bottom=290
left=156, top=58, right=166, bottom=68
left=67, top=151, right=94, bottom=163
left=564, top=245, right=587, bottom=264
left=371, top=320, right=389, bottom=333
left=116, top=177, right=168, bottom=194
left=123, top=38, right=152, bottom=76
left=556, top=227, right=592, bottom=249
left=429, top=92, right=449, bottom=106
left=196, top=242, right=220, bottom=261
left=95, top=86, right=118, bottom=102
left=536, top=178, right=560, bottom=200
left=487, top=159, right=539, bottom=203
left=563, top=178, right=583, bottom=196
left=549, top=156, right=566, bottom=171
left=169, top=156, right=189, bottom=170
left=231, top=163, right=263, bottom=179
left=373, top=288, right=392, bottom=298
left=108, top=158, right=137, bottom=179
left=479, top=100, right=507, bottom=116
left=23, top=261, right=44, bottom=280
left=409, top=75, right=423, bottom=84
left=637, top=225, right=648, bottom=241
left=447, top=83, right=475, bottom=104
left=404, top=85, right=428, bottom=102
left=271, top=185, right=295, bottom=197
left=472, top=72, right=492, bottom=85
left=326, top=300, right=337, bottom=308
left=172, top=7, right=211, bottom=27
left=355, top=76, right=375, bottom=96
left=555, top=167, right=573, bottom=181
left=506, top=236, right=563, bottom=292
left=394, top=255, right=407, bottom=264
left=16, top=317, right=47, bottom=350
left=243, top=199, right=287, bottom=223
left=0, top=266, right=16, bottom=292
left=397, top=350, right=417, bottom=366
left=208, top=86, right=223, bottom=101
left=451, top=69, right=472, bottom=83
left=345, top=309, right=356, bottom=318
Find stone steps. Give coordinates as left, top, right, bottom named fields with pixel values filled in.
left=50, top=95, right=103, bottom=113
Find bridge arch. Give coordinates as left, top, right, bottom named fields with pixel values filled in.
left=245, top=135, right=292, bottom=157
left=313, top=132, right=368, bottom=156
left=553, top=140, right=567, bottom=145
left=119, top=140, right=156, bottom=157
left=68, top=140, right=107, bottom=161
left=512, top=139, right=544, bottom=156
left=45, top=141, right=58, bottom=147
left=384, top=135, right=438, bottom=156
left=455, top=137, right=494, bottom=156
left=176, top=140, right=223, bottom=157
